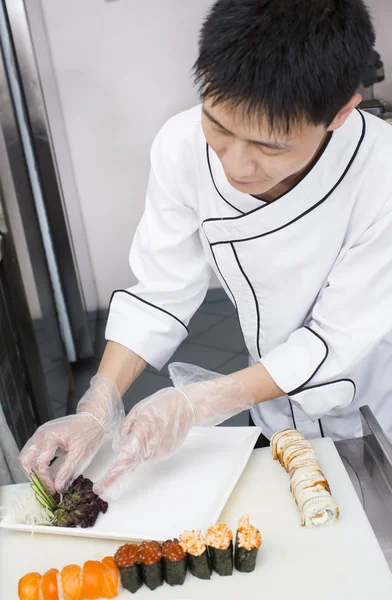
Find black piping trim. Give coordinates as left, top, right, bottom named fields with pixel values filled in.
left=318, top=420, right=325, bottom=438
left=288, top=326, right=329, bottom=395
left=203, top=110, right=366, bottom=235
left=109, top=289, right=189, bottom=333
left=202, top=113, right=364, bottom=393
left=209, top=246, right=238, bottom=311
left=289, top=378, right=356, bottom=397
left=289, top=400, right=297, bottom=429
left=206, top=144, right=245, bottom=215
left=231, top=243, right=261, bottom=358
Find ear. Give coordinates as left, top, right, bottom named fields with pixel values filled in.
left=327, top=93, right=363, bottom=131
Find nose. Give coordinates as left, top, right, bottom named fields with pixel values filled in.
left=221, top=140, right=257, bottom=179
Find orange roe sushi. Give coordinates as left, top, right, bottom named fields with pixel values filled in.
left=138, top=541, right=164, bottom=591
left=115, top=543, right=143, bottom=594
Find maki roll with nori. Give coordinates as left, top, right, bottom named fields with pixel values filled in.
left=234, top=515, right=262, bottom=573
left=206, top=523, right=233, bottom=576
left=138, top=541, right=164, bottom=590
left=115, top=543, right=143, bottom=594
left=179, top=530, right=212, bottom=580
left=162, top=539, right=187, bottom=586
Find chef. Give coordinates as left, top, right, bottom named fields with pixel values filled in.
left=19, top=0, right=392, bottom=499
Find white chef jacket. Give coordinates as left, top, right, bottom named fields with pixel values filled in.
left=106, top=105, right=392, bottom=441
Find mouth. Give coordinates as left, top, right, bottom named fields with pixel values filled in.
left=227, top=175, right=257, bottom=186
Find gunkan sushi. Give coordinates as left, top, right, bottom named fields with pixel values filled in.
left=206, top=523, right=233, bottom=576
left=234, top=515, right=262, bottom=573
left=179, top=530, right=212, bottom=580
left=138, top=541, right=164, bottom=590
left=115, top=543, right=143, bottom=594
left=162, top=538, right=187, bottom=586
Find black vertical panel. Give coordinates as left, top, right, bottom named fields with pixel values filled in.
left=0, top=235, right=44, bottom=447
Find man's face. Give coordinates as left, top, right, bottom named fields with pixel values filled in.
left=201, top=100, right=329, bottom=196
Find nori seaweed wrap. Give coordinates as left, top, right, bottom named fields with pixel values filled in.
left=138, top=541, right=164, bottom=590
left=179, top=530, right=212, bottom=580
left=206, top=523, right=233, bottom=576
left=114, top=543, right=143, bottom=594
left=234, top=515, right=262, bottom=573
left=162, top=539, right=187, bottom=586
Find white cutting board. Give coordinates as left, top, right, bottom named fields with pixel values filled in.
left=1, top=438, right=392, bottom=599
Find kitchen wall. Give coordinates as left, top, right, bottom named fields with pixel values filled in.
left=35, top=0, right=391, bottom=310
left=369, top=0, right=392, bottom=102
left=37, top=0, right=217, bottom=311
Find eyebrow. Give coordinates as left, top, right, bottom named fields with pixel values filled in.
left=202, top=106, right=290, bottom=150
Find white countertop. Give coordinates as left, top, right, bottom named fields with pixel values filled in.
left=2, top=440, right=392, bottom=600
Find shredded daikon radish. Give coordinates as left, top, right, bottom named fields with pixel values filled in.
left=6, top=487, right=55, bottom=526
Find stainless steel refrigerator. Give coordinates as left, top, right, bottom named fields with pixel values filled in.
left=0, top=0, right=98, bottom=447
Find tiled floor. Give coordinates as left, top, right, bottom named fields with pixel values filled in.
left=68, top=290, right=250, bottom=426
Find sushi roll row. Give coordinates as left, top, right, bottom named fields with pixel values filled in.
left=179, top=516, right=261, bottom=579
left=115, top=538, right=187, bottom=593
left=18, top=557, right=119, bottom=600
left=114, top=516, right=262, bottom=594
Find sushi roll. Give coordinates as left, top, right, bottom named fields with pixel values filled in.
left=115, top=543, right=143, bottom=594
left=138, top=541, right=164, bottom=591
left=234, top=515, right=262, bottom=573
left=206, top=523, right=233, bottom=576
left=179, top=530, right=212, bottom=580
left=162, top=539, right=187, bottom=586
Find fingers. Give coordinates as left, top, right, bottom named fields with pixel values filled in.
left=19, top=414, right=107, bottom=494
left=54, top=453, right=81, bottom=492
left=93, top=443, right=141, bottom=499
left=119, top=409, right=137, bottom=437
left=104, top=446, right=141, bottom=488
left=93, top=472, right=131, bottom=502
left=19, top=446, right=39, bottom=479
left=54, top=441, right=99, bottom=492
left=19, top=440, right=60, bottom=492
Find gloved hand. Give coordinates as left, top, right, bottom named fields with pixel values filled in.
left=94, top=363, right=255, bottom=500
left=19, top=373, right=124, bottom=492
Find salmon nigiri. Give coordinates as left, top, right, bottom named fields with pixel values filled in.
left=100, top=557, right=119, bottom=599
left=81, top=560, right=103, bottom=600
left=61, top=564, right=82, bottom=600
left=40, top=569, right=59, bottom=600
left=18, top=572, right=41, bottom=600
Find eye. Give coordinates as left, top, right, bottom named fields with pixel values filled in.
left=255, top=144, right=284, bottom=156
left=214, top=124, right=230, bottom=135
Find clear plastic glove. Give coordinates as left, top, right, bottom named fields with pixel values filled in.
left=19, top=373, right=124, bottom=492
left=94, top=363, right=255, bottom=500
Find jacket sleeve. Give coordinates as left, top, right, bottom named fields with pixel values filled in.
left=259, top=195, right=392, bottom=420
left=105, top=125, right=212, bottom=370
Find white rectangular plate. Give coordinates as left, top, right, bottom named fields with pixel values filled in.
left=0, top=426, right=261, bottom=541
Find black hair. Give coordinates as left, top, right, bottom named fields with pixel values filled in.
left=194, top=0, right=375, bottom=132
